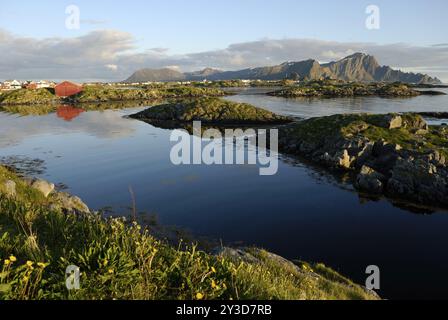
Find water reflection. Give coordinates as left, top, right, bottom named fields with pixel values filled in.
left=225, top=87, right=448, bottom=118
left=0, top=106, right=148, bottom=148
left=1, top=92, right=448, bottom=299
left=56, top=105, right=85, bottom=121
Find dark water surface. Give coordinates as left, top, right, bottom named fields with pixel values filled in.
left=1, top=89, right=448, bottom=299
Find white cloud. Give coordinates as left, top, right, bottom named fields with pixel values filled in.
left=1, top=29, right=447, bottom=82
left=105, top=64, right=118, bottom=71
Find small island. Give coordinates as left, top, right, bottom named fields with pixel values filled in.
left=129, top=97, right=293, bottom=126
left=279, top=113, right=448, bottom=208
left=268, top=80, right=446, bottom=98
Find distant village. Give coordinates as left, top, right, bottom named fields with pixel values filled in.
left=0, top=80, right=56, bottom=91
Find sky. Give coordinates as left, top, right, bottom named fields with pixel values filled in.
left=0, top=0, right=447, bottom=82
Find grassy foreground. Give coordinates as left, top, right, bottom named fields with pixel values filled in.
left=0, top=166, right=377, bottom=300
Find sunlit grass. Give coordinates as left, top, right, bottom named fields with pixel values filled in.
left=0, top=166, right=378, bottom=300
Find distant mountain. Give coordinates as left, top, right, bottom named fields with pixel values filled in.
left=125, top=68, right=186, bottom=83
left=185, top=68, right=223, bottom=80
left=124, top=53, right=442, bottom=84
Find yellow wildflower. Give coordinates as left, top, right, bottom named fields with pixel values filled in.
left=26, top=261, right=34, bottom=268
left=211, top=280, right=220, bottom=290
left=211, top=267, right=216, bottom=273
left=9, top=255, right=17, bottom=262
left=196, top=292, right=204, bottom=300
left=37, top=262, right=47, bottom=269
left=4, top=259, right=11, bottom=266
left=108, top=269, right=114, bottom=274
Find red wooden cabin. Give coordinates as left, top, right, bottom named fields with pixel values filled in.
left=55, top=81, right=83, bottom=97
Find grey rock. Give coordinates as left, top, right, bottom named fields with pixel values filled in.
left=29, top=178, right=54, bottom=198
left=355, top=166, right=385, bottom=194
left=386, top=157, right=448, bottom=205
left=50, top=192, right=90, bottom=213
left=376, top=115, right=403, bottom=129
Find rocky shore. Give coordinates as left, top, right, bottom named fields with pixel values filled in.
left=268, top=81, right=446, bottom=98
left=278, top=113, right=448, bottom=208
left=0, top=166, right=90, bottom=214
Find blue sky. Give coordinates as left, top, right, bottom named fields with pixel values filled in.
left=0, top=0, right=447, bottom=81
left=2, top=0, right=447, bottom=52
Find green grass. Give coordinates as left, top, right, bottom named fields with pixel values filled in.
left=0, top=166, right=377, bottom=300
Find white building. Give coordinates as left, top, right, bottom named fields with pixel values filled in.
left=2, top=80, right=22, bottom=90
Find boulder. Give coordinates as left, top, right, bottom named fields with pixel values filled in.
left=355, top=166, right=385, bottom=194
left=376, top=114, right=403, bottom=129
left=29, top=179, right=55, bottom=197
left=387, top=157, right=448, bottom=205
left=50, top=192, right=90, bottom=213
left=402, top=115, right=429, bottom=132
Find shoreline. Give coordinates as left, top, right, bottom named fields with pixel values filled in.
left=0, top=165, right=379, bottom=300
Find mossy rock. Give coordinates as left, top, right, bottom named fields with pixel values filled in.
left=130, top=98, right=293, bottom=125
left=0, top=89, right=58, bottom=105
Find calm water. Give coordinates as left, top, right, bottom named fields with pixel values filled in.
left=1, top=89, right=448, bottom=299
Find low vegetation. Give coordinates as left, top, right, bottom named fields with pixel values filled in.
left=0, top=166, right=377, bottom=300
left=0, top=86, right=226, bottom=107
left=69, top=85, right=226, bottom=103
left=0, top=89, right=58, bottom=105
left=268, top=80, right=445, bottom=98
left=130, top=97, right=293, bottom=125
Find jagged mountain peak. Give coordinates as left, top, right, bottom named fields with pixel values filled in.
left=125, top=54, right=441, bottom=84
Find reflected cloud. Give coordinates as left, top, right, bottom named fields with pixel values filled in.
left=0, top=107, right=145, bottom=148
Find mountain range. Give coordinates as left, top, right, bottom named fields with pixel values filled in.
left=124, top=53, right=442, bottom=84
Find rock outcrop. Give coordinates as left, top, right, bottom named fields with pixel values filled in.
left=268, top=81, right=445, bottom=98
left=130, top=97, right=293, bottom=126
left=213, top=247, right=380, bottom=299
left=279, top=113, right=448, bottom=208
left=49, top=192, right=90, bottom=214
left=28, top=178, right=55, bottom=198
